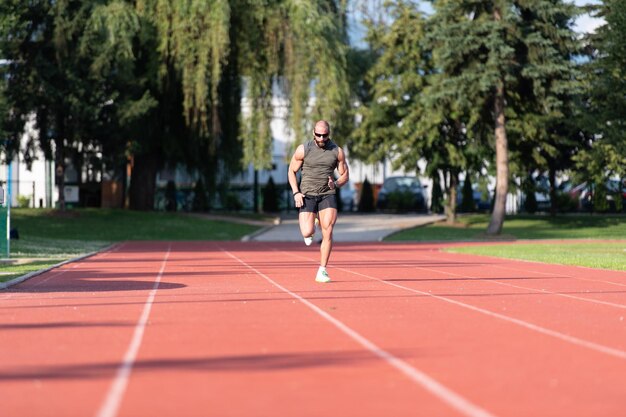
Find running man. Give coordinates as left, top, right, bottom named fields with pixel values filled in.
left=288, top=120, right=349, bottom=283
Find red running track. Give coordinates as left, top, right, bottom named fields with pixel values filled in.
left=1, top=241, right=625, bottom=417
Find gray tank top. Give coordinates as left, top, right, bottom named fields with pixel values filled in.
left=300, top=140, right=339, bottom=196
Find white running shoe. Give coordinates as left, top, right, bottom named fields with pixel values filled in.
left=315, top=268, right=331, bottom=283
left=304, top=236, right=314, bottom=246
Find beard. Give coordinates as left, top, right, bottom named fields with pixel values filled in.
left=314, top=138, right=328, bottom=148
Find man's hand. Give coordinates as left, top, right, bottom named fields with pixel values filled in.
left=294, top=192, right=304, bottom=208
left=328, top=176, right=336, bottom=190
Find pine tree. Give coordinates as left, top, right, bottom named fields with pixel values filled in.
left=575, top=0, right=626, bottom=185
left=428, top=0, right=580, bottom=233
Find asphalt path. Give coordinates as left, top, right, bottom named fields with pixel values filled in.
left=245, top=213, right=446, bottom=242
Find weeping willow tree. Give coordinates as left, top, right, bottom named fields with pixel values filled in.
left=2, top=0, right=350, bottom=210
left=142, top=0, right=351, bottom=200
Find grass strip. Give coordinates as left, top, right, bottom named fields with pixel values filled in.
left=0, top=259, right=65, bottom=283
left=387, top=214, right=626, bottom=241
left=1, top=208, right=265, bottom=284
left=446, top=242, right=626, bottom=271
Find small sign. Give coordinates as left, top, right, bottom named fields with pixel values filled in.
left=64, top=185, right=79, bottom=203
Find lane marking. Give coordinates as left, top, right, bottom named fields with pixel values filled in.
left=358, top=255, right=626, bottom=310
left=222, top=248, right=497, bottom=417
left=95, top=243, right=171, bottom=417
left=283, top=250, right=626, bottom=360
left=424, top=251, right=626, bottom=309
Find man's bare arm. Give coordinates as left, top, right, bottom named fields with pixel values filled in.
left=334, top=147, right=349, bottom=187
left=288, top=145, right=305, bottom=194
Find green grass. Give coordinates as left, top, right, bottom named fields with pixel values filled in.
left=11, top=208, right=261, bottom=242
left=447, top=242, right=626, bottom=271
left=386, top=214, right=626, bottom=271
left=1, top=208, right=263, bottom=283
left=386, top=214, right=626, bottom=241
left=0, top=259, right=65, bottom=283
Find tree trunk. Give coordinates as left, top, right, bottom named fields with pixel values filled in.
left=445, top=171, right=458, bottom=224
left=549, top=166, right=557, bottom=216
left=487, top=80, right=509, bottom=235
left=55, top=118, right=66, bottom=211
left=129, top=152, right=158, bottom=211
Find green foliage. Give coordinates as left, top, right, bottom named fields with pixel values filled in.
left=358, top=178, right=375, bottom=213
left=262, top=176, right=279, bottom=213
left=575, top=0, right=626, bottom=182
left=17, top=195, right=31, bottom=209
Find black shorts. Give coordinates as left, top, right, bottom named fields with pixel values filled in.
left=299, top=194, right=338, bottom=213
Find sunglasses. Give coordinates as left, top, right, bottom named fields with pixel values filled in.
left=314, top=132, right=329, bottom=139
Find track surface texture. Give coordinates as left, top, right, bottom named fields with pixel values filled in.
left=1, top=241, right=625, bottom=417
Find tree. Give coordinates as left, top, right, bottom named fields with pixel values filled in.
left=428, top=0, right=581, bottom=233
left=574, top=0, right=626, bottom=185
left=1, top=0, right=351, bottom=211
left=350, top=1, right=487, bottom=223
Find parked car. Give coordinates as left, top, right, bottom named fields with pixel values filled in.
left=338, top=181, right=358, bottom=212
left=376, top=176, right=427, bottom=212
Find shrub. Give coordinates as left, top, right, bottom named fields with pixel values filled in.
left=430, top=176, right=444, bottom=214
left=459, top=175, right=476, bottom=212
left=192, top=179, right=210, bottom=212
left=165, top=180, right=177, bottom=212
left=387, top=191, right=415, bottom=212
left=522, top=176, right=537, bottom=213
left=17, top=195, right=31, bottom=208
left=358, top=178, right=375, bottom=212
left=262, top=176, right=279, bottom=213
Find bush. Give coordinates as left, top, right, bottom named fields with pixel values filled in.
left=522, top=176, right=537, bottom=213
left=358, top=178, right=375, bottom=212
left=192, top=179, right=210, bottom=212
left=555, top=192, right=577, bottom=213
left=459, top=175, right=476, bottom=212
left=386, top=191, right=415, bottom=212
left=262, top=176, right=279, bottom=213
left=17, top=195, right=31, bottom=208
left=224, top=193, right=243, bottom=211
left=165, top=181, right=177, bottom=212
left=430, top=176, right=444, bottom=214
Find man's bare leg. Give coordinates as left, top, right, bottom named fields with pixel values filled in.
left=318, top=208, right=337, bottom=267
left=299, top=211, right=316, bottom=245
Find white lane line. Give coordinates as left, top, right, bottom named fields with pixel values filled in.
left=284, top=250, right=626, bottom=360
left=222, top=248, right=497, bottom=417
left=423, top=252, right=626, bottom=309
left=359, top=255, right=626, bottom=310
left=342, top=268, right=626, bottom=360
left=95, top=244, right=171, bottom=417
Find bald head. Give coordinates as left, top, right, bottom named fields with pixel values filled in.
left=313, top=120, right=331, bottom=148
left=314, top=120, right=330, bottom=132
